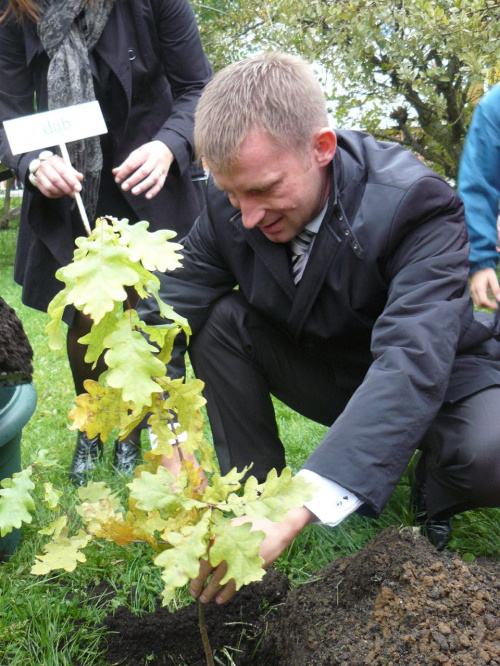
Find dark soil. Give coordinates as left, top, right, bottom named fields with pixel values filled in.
left=102, top=526, right=500, bottom=666
left=0, top=296, right=33, bottom=385
left=103, top=567, right=289, bottom=665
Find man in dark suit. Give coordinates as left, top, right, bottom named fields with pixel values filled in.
left=139, top=52, right=500, bottom=604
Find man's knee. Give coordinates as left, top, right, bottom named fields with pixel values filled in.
left=189, top=292, right=254, bottom=371
left=429, top=388, right=500, bottom=510
left=202, top=291, right=252, bottom=328
left=191, top=291, right=258, bottom=356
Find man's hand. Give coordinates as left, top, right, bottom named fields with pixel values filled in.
left=113, top=140, right=174, bottom=199
left=496, top=212, right=500, bottom=253
left=470, top=267, right=500, bottom=310
left=159, top=445, right=207, bottom=492
left=33, top=154, right=83, bottom=199
left=189, top=505, right=316, bottom=605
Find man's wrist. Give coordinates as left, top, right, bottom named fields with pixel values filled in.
left=283, top=505, right=316, bottom=540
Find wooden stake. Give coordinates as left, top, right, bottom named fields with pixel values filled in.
left=59, top=142, right=91, bottom=236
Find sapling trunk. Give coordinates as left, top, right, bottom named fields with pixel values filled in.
left=179, top=443, right=215, bottom=666
left=198, top=600, right=215, bottom=666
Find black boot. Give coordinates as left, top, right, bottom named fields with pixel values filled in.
left=409, top=452, right=452, bottom=551
left=69, top=432, right=103, bottom=486
left=113, top=438, right=142, bottom=474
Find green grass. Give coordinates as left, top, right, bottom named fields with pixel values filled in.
left=1, top=216, right=499, bottom=665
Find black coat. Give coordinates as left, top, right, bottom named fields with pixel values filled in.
left=0, top=0, right=212, bottom=314
left=139, top=130, right=500, bottom=515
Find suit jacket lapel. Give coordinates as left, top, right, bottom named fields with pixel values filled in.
left=229, top=212, right=296, bottom=302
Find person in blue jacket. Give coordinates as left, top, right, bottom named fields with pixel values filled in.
left=458, top=84, right=500, bottom=310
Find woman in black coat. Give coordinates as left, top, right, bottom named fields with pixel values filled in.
left=0, top=0, right=213, bottom=483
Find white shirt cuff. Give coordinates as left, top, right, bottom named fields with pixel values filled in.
left=297, top=469, right=363, bottom=527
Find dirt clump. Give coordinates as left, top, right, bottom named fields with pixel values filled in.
left=0, top=296, right=33, bottom=385
left=102, top=526, right=500, bottom=665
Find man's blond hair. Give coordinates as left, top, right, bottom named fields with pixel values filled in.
left=194, top=52, right=329, bottom=174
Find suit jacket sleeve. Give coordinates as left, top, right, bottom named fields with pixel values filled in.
left=137, top=200, right=237, bottom=377
left=149, top=0, right=213, bottom=173
left=303, top=175, right=471, bottom=516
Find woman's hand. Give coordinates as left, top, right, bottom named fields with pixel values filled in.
left=113, top=140, right=175, bottom=199
left=33, top=154, right=83, bottom=199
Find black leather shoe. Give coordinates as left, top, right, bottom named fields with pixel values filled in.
left=113, top=438, right=142, bottom=474
left=409, top=452, right=452, bottom=551
left=69, top=432, right=103, bottom=486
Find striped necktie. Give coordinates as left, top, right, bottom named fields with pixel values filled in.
left=289, top=228, right=316, bottom=284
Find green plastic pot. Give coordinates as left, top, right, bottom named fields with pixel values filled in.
left=0, top=382, right=37, bottom=559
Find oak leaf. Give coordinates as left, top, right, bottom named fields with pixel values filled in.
left=69, top=381, right=132, bottom=442
left=0, top=468, right=35, bottom=536
left=30, top=528, right=91, bottom=574
left=114, top=218, right=184, bottom=272
left=209, top=512, right=265, bottom=590
left=128, top=466, right=205, bottom=513
left=60, top=234, right=139, bottom=324
left=227, top=468, right=316, bottom=521
left=103, top=310, right=165, bottom=409
left=154, top=512, right=211, bottom=605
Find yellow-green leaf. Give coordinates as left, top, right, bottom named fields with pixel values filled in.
left=103, top=311, right=165, bottom=409
left=30, top=529, right=91, bottom=575
left=209, top=513, right=265, bottom=590
left=114, top=218, right=184, bottom=272
left=128, top=466, right=204, bottom=513
left=69, top=381, right=132, bottom=442
left=42, top=482, right=62, bottom=510
left=155, top=512, right=211, bottom=605
left=227, top=468, right=316, bottom=521
left=0, top=468, right=35, bottom=536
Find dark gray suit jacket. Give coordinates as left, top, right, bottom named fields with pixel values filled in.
left=139, top=130, right=500, bottom=515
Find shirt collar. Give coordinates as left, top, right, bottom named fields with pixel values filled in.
left=304, top=199, right=328, bottom=234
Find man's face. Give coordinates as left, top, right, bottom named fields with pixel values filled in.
left=211, top=130, right=334, bottom=244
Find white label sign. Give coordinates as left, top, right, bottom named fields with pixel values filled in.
left=3, top=101, right=108, bottom=155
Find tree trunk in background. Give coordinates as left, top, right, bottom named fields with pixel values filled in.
left=0, top=179, right=19, bottom=231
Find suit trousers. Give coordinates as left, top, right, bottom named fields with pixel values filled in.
left=189, top=292, right=500, bottom=519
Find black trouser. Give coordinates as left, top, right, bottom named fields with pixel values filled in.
left=189, top=292, right=500, bottom=519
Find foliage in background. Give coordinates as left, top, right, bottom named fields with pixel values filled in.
left=194, top=0, right=500, bottom=180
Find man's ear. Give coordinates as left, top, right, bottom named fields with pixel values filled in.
left=312, top=128, right=337, bottom=167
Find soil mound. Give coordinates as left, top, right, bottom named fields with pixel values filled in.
left=102, top=526, right=500, bottom=665
left=265, top=526, right=500, bottom=665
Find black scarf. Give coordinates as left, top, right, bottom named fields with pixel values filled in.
left=37, top=0, right=115, bottom=222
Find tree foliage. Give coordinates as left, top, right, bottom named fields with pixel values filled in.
left=194, top=0, right=500, bottom=180
left=0, top=217, right=314, bottom=608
